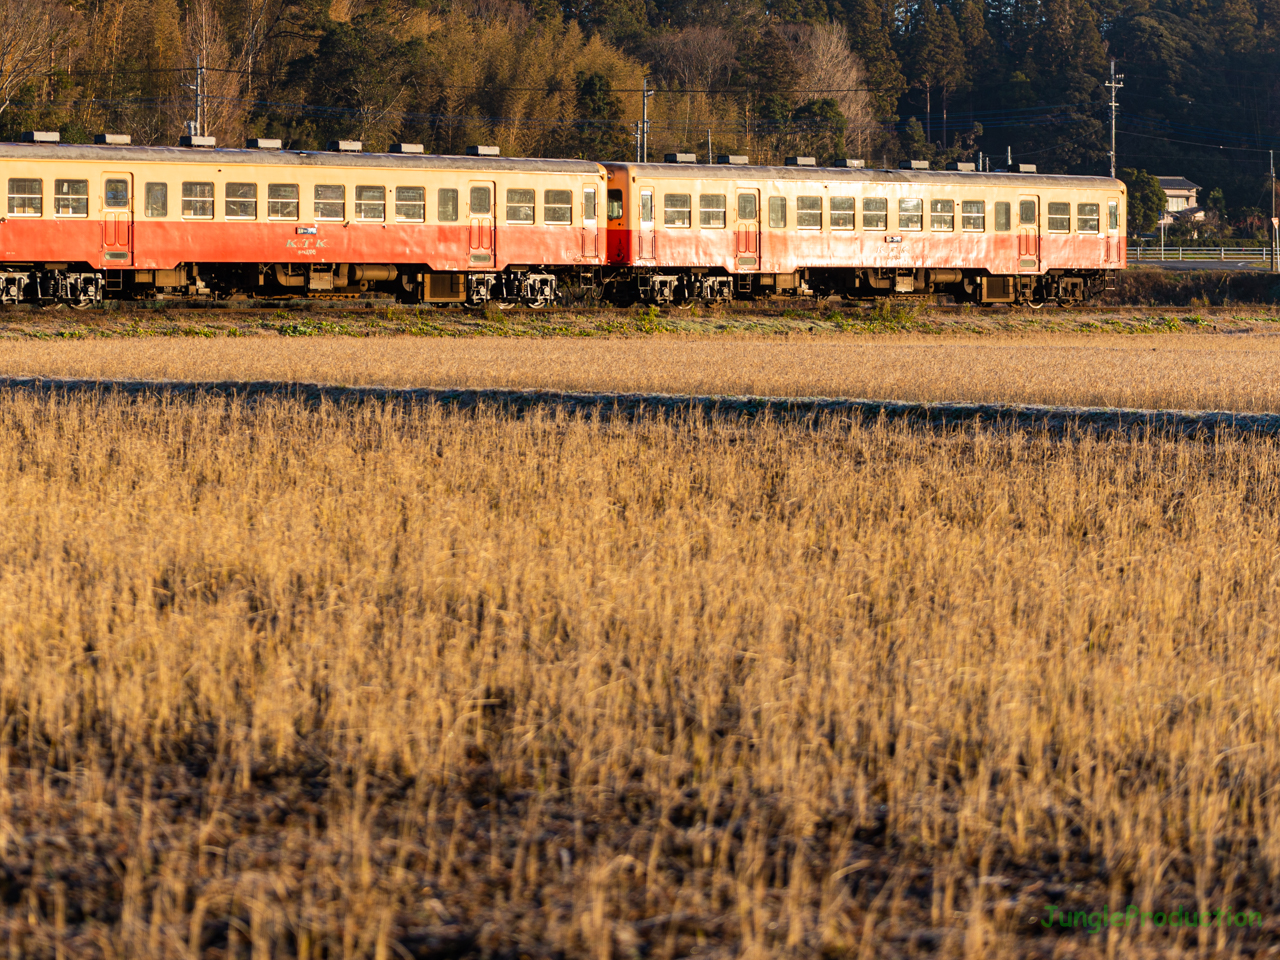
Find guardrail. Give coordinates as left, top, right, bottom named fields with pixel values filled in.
left=1131, top=246, right=1276, bottom=262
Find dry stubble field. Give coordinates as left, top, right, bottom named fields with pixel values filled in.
left=6, top=332, right=1280, bottom=412
left=2, top=331, right=1280, bottom=959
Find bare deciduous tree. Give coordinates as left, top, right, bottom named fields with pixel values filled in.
left=783, top=21, right=876, bottom=157
left=648, top=26, right=735, bottom=91
left=0, top=0, right=78, bottom=120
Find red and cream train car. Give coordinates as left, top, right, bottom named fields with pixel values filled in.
left=603, top=161, right=1126, bottom=303
left=0, top=141, right=607, bottom=305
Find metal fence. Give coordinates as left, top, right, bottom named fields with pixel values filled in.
left=1131, top=246, right=1276, bottom=263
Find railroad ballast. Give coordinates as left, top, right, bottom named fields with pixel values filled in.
left=0, top=135, right=1126, bottom=307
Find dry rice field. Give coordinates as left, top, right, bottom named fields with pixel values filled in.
left=4, top=332, right=1280, bottom=412
left=0, top=378, right=1279, bottom=959
left=5, top=331, right=1280, bottom=959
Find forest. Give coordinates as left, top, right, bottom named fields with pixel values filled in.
left=0, top=0, right=1277, bottom=237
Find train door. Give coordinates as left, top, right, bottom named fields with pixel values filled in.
left=101, top=173, right=133, bottom=266
left=736, top=190, right=760, bottom=268
left=1106, top=197, right=1121, bottom=265
left=467, top=182, right=494, bottom=266
left=1017, top=195, right=1039, bottom=272
left=582, top=186, right=598, bottom=259
left=637, top=187, right=655, bottom=261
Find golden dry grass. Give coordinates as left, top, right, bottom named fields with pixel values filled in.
left=1, top=391, right=1279, bottom=958
left=4, top=333, right=1280, bottom=412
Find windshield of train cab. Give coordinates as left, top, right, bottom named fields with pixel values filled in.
left=607, top=189, right=624, bottom=220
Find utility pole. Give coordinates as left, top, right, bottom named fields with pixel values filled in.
left=184, top=55, right=205, bottom=138
left=635, top=121, right=641, bottom=163
left=1006, top=145, right=1011, bottom=169
left=1271, top=149, right=1277, bottom=272
left=707, top=128, right=712, bottom=164
left=1106, top=59, right=1124, bottom=179
left=196, top=55, right=204, bottom=137
left=641, top=77, right=652, bottom=163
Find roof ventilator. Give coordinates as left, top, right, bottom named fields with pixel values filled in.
left=390, top=143, right=425, bottom=154
left=20, top=131, right=60, bottom=143
left=95, top=134, right=131, bottom=145
left=664, top=153, right=697, bottom=163
left=833, top=158, right=865, bottom=168
left=899, top=159, right=929, bottom=170
left=785, top=156, right=817, bottom=166
left=180, top=135, right=216, bottom=147
left=466, top=145, right=500, bottom=156
left=945, top=161, right=976, bottom=171
left=328, top=140, right=362, bottom=152
left=716, top=155, right=749, bottom=165
left=246, top=138, right=282, bottom=149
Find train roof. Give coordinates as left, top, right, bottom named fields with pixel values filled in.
left=0, top=142, right=604, bottom=175
left=603, top=161, right=1123, bottom=190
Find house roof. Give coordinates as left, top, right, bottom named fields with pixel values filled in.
left=1157, top=176, right=1201, bottom=192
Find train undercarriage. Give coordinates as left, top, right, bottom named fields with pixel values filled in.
left=0, top=262, right=1115, bottom=308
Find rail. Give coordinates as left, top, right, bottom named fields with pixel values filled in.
left=1131, top=246, right=1276, bottom=263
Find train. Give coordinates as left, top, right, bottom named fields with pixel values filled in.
left=0, top=134, right=1125, bottom=307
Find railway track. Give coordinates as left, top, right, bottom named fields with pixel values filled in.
left=0, top=298, right=1258, bottom=316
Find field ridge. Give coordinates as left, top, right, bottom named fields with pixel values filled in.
left=3, top=374, right=1280, bottom=437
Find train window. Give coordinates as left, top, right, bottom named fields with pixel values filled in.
left=863, top=198, right=887, bottom=230
left=104, top=179, right=129, bottom=208
left=7, top=179, right=41, bottom=216
left=797, top=196, right=822, bottom=229
left=768, top=196, right=786, bottom=228
left=54, top=180, right=89, bottom=217
left=1108, top=201, right=1119, bottom=230
left=356, top=186, right=385, bottom=221
left=181, top=182, right=214, bottom=219
left=738, top=193, right=757, bottom=220
left=961, top=200, right=984, bottom=231
left=583, top=188, right=597, bottom=221
left=225, top=182, right=257, bottom=219
left=995, top=202, right=1011, bottom=231
left=438, top=188, right=459, bottom=222
left=607, top=190, right=624, bottom=220
left=145, top=183, right=167, bottom=217
left=315, top=185, right=345, bottom=220
left=899, top=198, right=923, bottom=230
left=700, top=194, right=726, bottom=228
left=664, top=194, right=691, bottom=227
left=831, top=197, right=854, bottom=229
left=469, top=186, right=491, bottom=216
left=267, top=184, right=299, bottom=220
left=1047, top=202, right=1070, bottom=232
left=395, top=186, right=425, bottom=222
left=544, top=189, right=572, bottom=224
left=1077, top=202, right=1100, bottom=233
left=506, top=188, right=535, bottom=223
left=1019, top=199, right=1036, bottom=225
left=639, top=191, right=653, bottom=223
left=930, top=199, right=954, bottom=231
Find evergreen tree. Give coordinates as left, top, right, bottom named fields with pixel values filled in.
left=572, top=71, right=631, bottom=159
left=837, top=0, right=907, bottom=119
left=1119, top=168, right=1167, bottom=235
left=907, top=0, right=964, bottom=145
